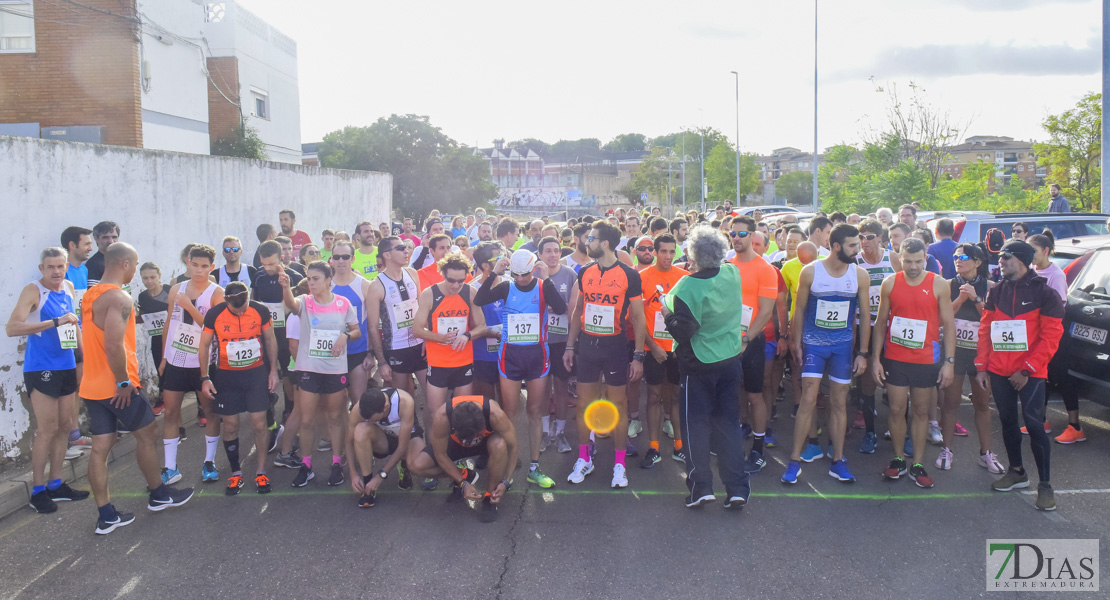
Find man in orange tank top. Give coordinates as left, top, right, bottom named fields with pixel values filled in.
left=871, top=237, right=955, bottom=490
left=79, top=243, right=194, bottom=535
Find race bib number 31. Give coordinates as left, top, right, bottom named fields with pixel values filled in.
left=991, top=320, right=1028, bottom=352
left=547, top=313, right=568, bottom=336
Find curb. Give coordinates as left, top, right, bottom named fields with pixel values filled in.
left=0, top=395, right=198, bottom=521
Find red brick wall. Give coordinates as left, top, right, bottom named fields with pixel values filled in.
left=206, top=56, right=240, bottom=144
left=0, top=0, right=142, bottom=147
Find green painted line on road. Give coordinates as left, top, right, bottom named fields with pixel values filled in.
left=107, top=488, right=996, bottom=501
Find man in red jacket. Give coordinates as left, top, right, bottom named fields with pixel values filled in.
left=974, top=240, right=1064, bottom=511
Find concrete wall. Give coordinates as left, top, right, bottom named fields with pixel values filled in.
left=0, top=135, right=392, bottom=457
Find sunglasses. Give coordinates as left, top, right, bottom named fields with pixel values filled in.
left=860, top=234, right=879, bottom=241
left=390, top=245, right=406, bottom=253
left=223, top=247, right=240, bottom=253
left=953, top=253, right=973, bottom=262
left=587, top=235, right=597, bottom=242
left=444, top=276, right=466, bottom=284
left=729, top=231, right=751, bottom=238
left=635, top=246, right=654, bottom=252
left=999, top=251, right=1014, bottom=260
left=332, top=254, right=352, bottom=261
left=306, top=250, right=320, bottom=255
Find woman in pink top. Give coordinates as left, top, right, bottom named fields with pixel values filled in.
left=1029, top=231, right=1068, bottom=301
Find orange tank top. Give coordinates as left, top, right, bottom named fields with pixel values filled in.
left=425, top=284, right=473, bottom=368
left=79, top=284, right=140, bottom=400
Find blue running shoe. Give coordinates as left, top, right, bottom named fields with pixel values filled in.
left=201, top=461, right=218, bottom=482
left=161, top=467, right=182, bottom=485
left=744, top=451, right=766, bottom=473
left=859, top=432, right=878, bottom=454
left=828, top=459, right=856, bottom=482
left=904, top=436, right=914, bottom=457
left=800, top=444, right=823, bottom=463
left=764, top=428, right=777, bottom=448
left=781, top=461, right=801, bottom=484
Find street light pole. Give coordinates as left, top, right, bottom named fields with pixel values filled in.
left=681, top=128, right=686, bottom=209
left=699, top=108, right=705, bottom=209
left=812, top=0, right=820, bottom=211
left=731, top=70, right=740, bottom=208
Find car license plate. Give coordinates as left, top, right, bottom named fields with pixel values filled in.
left=1071, top=322, right=1108, bottom=345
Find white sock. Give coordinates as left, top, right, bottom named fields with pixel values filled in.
left=556, top=419, right=566, bottom=434
left=541, top=415, right=551, bottom=435
left=205, top=435, right=220, bottom=463
left=590, top=430, right=595, bottom=442
left=164, top=438, right=179, bottom=471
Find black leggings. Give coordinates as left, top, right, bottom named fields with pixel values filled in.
left=991, top=373, right=1050, bottom=484
left=1048, top=352, right=1080, bottom=413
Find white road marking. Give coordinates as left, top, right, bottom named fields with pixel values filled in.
left=1020, top=488, right=1110, bottom=495
left=630, top=489, right=640, bottom=500
left=260, top=502, right=268, bottom=514
left=112, top=576, right=141, bottom=600
left=541, top=492, right=554, bottom=503
left=125, top=542, right=140, bottom=555
left=6, top=556, right=67, bottom=600
left=67, top=557, right=83, bottom=570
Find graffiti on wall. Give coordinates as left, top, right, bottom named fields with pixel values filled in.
left=492, top=188, right=590, bottom=208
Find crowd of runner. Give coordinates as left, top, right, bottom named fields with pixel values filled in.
left=8, top=202, right=1077, bottom=533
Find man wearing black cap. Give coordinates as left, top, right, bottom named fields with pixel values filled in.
left=973, top=240, right=1064, bottom=511
left=199, top=281, right=280, bottom=495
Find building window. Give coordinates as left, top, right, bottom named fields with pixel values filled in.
left=1017, top=165, right=1024, bottom=172
left=251, top=89, right=269, bottom=120
left=0, top=1, right=34, bottom=53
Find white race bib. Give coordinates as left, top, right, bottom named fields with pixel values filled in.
left=954, top=318, right=980, bottom=350
left=584, top=303, right=615, bottom=335
left=815, top=299, right=850, bottom=329
left=263, top=302, right=286, bottom=328
left=171, top=322, right=202, bottom=355
left=741, top=304, right=754, bottom=333
left=991, top=320, right=1028, bottom=352
left=507, top=313, right=540, bottom=344
left=141, top=311, right=167, bottom=337
left=487, top=324, right=502, bottom=352
left=309, top=328, right=341, bottom=357
left=57, top=323, right=78, bottom=350
left=74, top=289, right=86, bottom=319
left=890, top=316, right=927, bottom=349
left=390, top=298, right=418, bottom=330
left=547, top=313, right=568, bottom=336
left=868, top=285, right=882, bottom=314
left=437, top=317, right=467, bottom=344
left=653, top=311, right=672, bottom=341
left=226, top=338, right=262, bottom=368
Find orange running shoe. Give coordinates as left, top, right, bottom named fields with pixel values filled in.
left=255, top=474, right=272, bottom=494
left=225, top=474, right=244, bottom=496
left=1020, top=422, right=1052, bottom=435
left=1054, top=424, right=1086, bottom=444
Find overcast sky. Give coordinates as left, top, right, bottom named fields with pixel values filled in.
left=237, top=0, right=1102, bottom=154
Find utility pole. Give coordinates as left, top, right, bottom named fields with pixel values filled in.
left=731, top=70, right=740, bottom=208
left=681, top=129, right=686, bottom=209
left=812, top=0, right=820, bottom=211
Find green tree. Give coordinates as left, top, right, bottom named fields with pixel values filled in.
left=603, top=133, right=648, bottom=153
left=776, top=171, right=814, bottom=205
left=548, top=138, right=602, bottom=157
left=1033, top=92, right=1102, bottom=212
left=626, top=146, right=670, bottom=204
left=211, top=120, right=268, bottom=161
left=507, top=138, right=550, bottom=156
left=705, top=142, right=761, bottom=204
left=319, top=114, right=496, bottom=219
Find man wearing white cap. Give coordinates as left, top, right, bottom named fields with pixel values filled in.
left=475, top=246, right=568, bottom=488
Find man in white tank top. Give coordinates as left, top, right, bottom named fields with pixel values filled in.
left=367, top=236, right=428, bottom=398
left=853, top=219, right=901, bottom=454
left=212, top=236, right=256, bottom=292
left=160, top=245, right=225, bottom=486
left=346, top=387, right=419, bottom=506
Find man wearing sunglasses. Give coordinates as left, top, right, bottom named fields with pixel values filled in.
left=198, top=282, right=279, bottom=495
left=366, top=236, right=427, bottom=401
left=854, top=219, right=901, bottom=453
left=474, top=247, right=567, bottom=489
left=417, top=234, right=464, bottom=292
left=973, top=240, right=1064, bottom=511
left=212, top=236, right=256, bottom=293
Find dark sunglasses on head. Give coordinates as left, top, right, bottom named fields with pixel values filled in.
left=636, top=245, right=654, bottom=252
left=331, top=254, right=352, bottom=261
left=444, top=276, right=467, bottom=284
left=223, top=247, right=240, bottom=253
left=860, top=234, right=879, bottom=241
left=999, top=251, right=1014, bottom=260
left=729, top=230, right=751, bottom=238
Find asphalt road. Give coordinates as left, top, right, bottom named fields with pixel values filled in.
left=2, top=390, right=1108, bottom=600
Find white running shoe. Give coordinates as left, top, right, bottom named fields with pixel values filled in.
left=935, top=447, right=953, bottom=470
left=627, top=419, right=642, bottom=438
left=928, top=422, right=943, bottom=445
left=611, top=464, right=628, bottom=488
left=567, top=458, right=594, bottom=484
left=978, top=450, right=1005, bottom=474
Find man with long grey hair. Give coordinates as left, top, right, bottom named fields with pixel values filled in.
left=660, top=225, right=749, bottom=510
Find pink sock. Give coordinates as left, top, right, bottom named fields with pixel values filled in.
left=579, top=444, right=591, bottom=462
left=615, top=450, right=627, bottom=467
left=332, top=455, right=342, bottom=465
left=302, top=455, right=312, bottom=469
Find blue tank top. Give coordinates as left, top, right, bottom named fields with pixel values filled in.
left=332, top=280, right=368, bottom=354
left=66, top=263, right=88, bottom=324
left=25, top=281, right=78, bottom=372
left=500, top=280, right=547, bottom=348
left=801, top=260, right=860, bottom=347
left=471, top=277, right=502, bottom=362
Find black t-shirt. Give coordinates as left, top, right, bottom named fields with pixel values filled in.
left=175, top=273, right=189, bottom=284
left=136, top=284, right=171, bottom=340
left=86, top=252, right=106, bottom=283
left=950, top=276, right=990, bottom=359
left=251, top=267, right=303, bottom=337
left=288, top=262, right=307, bottom=277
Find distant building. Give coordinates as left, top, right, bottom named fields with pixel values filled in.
left=753, top=147, right=825, bottom=183
left=943, top=135, right=1043, bottom=186
left=302, top=142, right=319, bottom=167
left=0, top=0, right=301, bottom=163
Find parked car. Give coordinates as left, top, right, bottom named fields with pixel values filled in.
left=1060, top=243, right=1110, bottom=406
left=934, top=211, right=1109, bottom=247
left=737, top=205, right=800, bottom=218
left=1051, top=234, right=1110, bottom=285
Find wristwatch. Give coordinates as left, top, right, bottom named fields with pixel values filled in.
left=632, top=351, right=646, bottom=362
left=945, top=357, right=955, bottom=364
left=200, top=376, right=211, bottom=382
left=378, top=470, right=388, bottom=480
left=1020, top=369, right=1031, bottom=377
left=500, top=479, right=513, bottom=490
left=117, top=381, right=131, bottom=390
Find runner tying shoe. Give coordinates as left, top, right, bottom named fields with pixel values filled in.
left=347, top=387, right=420, bottom=507
left=871, top=237, right=955, bottom=489
left=198, top=282, right=280, bottom=495
left=406, top=395, right=517, bottom=522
